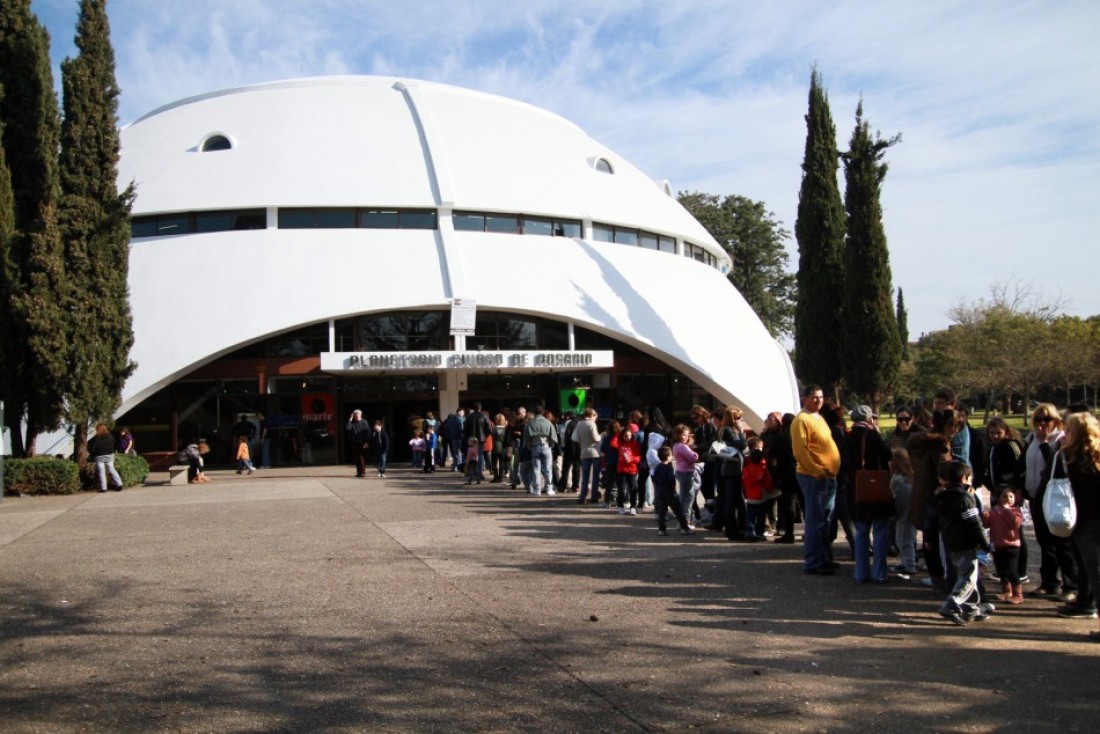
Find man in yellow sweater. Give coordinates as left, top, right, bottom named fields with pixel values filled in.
left=791, top=384, right=842, bottom=575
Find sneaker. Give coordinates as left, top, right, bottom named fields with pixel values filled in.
left=629, top=508, right=637, bottom=516
left=966, top=609, right=990, bottom=623
left=1019, top=575, right=1030, bottom=583
left=618, top=508, right=628, bottom=515
left=546, top=489, right=556, bottom=496
left=1058, top=591, right=1079, bottom=604
left=529, top=489, right=540, bottom=495
left=658, top=529, right=669, bottom=536
left=939, top=609, right=968, bottom=626
left=1033, top=586, right=1058, bottom=597
left=1057, top=606, right=1099, bottom=619
left=679, top=527, right=693, bottom=535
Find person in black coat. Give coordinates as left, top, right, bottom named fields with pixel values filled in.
left=841, top=406, right=894, bottom=583
left=368, top=419, right=391, bottom=478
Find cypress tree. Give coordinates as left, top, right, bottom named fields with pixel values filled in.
left=59, top=0, right=135, bottom=460
left=896, top=287, right=910, bottom=361
left=0, top=0, right=66, bottom=456
left=793, top=68, right=847, bottom=394
left=840, top=101, right=902, bottom=408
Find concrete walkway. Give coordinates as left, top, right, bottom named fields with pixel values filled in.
left=1, top=466, right=1096, bottom=732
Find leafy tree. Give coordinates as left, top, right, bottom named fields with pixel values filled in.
left=678, top=191, right=797, bottom=339
left=1047, top=315, right=1095, bottom=404
left=896, top=287, right=910, bottom=361
left=840, top=101, right=902, bottom=409
left=0, top=0, right=65, bottom=456
left=58, top=0, right=136, bottom=460
left=794, top=68, right=846, bottom=394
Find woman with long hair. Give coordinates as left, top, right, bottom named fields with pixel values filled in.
left=1026, top=404, right=1079, bottom=601
left=890, top=448, right=918, bottom=576
left=1050, top=411, right=1100, bottom=633
left=713, top=407, right=748, bottom=538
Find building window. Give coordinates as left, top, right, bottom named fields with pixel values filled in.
left=592, top=224, right=615, bottom=243
left=397, top=210, right=437, bottom=230
left=357, top=311, right=448, bottom=352
left=279, top=208, right=356, bottom=229
left=201, top=134, right=232, bottom=152
left=360, top=209, right=399, bottom=229
left=131, top=209, right=265, bottom=238
left=683, top=242, right=718, bottom=268
left=195, top=209, right=266, bottom=232
left=453, top=212, right=485, bottom=231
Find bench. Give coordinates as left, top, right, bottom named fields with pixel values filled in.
left=168, top=465, right=190, bottom=485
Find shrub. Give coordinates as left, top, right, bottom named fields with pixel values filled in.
left=3, top=457, right=82, bottom=496
left=79, top=454, right=150, bottom=491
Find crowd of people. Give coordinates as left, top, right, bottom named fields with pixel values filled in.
left=367, top=389, right=1100, bottom=643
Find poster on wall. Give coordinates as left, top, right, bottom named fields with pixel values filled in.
left=300, top=393, right=336, bottom=435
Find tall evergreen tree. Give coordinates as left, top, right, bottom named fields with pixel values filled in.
left=59, top=0, right=136, bottom=460
left=793, top=68, right=847, bottom=394
left=840, top=101, right=902, bottom=408
left=0, top=0, right=66, bottom=456
left=678, top=191, right=797, bottom=339
left=896, top=287, right=910, bottom=361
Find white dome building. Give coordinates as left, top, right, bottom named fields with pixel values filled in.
left=117, top=76, right=798, bottom=464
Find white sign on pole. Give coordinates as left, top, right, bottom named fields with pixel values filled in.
left=449, top=298, right=476, bottom=336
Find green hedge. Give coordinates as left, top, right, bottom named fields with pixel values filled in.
left=79, top=454, right=150, bottom=491
left=3, top=457, right=81, bottom=496
left=3, top=454, right=150, bottom=496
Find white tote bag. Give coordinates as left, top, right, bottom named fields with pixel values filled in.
left=1042, top=451, right=1077, bottom=538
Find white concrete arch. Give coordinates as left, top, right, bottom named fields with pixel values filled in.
left=118, top=76, right=800, bottom=427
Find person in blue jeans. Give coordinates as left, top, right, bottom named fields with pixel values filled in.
left=790, top=384, right=841, bottom=575
left=368, top=420, right=390, bottom=478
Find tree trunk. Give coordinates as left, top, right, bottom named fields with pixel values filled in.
left=4, top=411, right=25, bottom=458
left=73, top=424, right=89, bottom=466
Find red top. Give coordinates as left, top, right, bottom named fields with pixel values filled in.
left=617, top=438, right=642, bottom=475
left=985, top=505, right=1023, bottom=548
left=742, top=458, right=774, bottom=503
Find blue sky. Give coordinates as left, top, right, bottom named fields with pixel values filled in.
left=31, top=0, right=1100, bottom=337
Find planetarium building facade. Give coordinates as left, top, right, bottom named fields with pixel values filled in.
left=116, top=76, right=798, bottom=465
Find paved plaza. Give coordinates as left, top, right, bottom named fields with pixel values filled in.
left=1, top=466, right=1096, bottom=732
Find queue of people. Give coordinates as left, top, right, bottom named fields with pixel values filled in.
left=411, top=391, right=1099, bottom=643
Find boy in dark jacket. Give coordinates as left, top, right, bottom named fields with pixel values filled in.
left=934, top=460, right=992, bottom=625
left=652, top=446, right=692, bottom=536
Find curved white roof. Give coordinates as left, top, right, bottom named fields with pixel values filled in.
left=118, top=76, right=799, bottom=424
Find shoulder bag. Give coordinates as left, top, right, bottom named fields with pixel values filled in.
left=854, top=433, right=892, bottom=505
left=1042, top=451, right=1077, bottom=538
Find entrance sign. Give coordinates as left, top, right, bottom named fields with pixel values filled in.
left=449, top=298, right=477, bottom=336
left=321, top=350, right=614, bottom=374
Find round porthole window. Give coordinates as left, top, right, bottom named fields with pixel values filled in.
left=201, top=134, right=232, bottom=152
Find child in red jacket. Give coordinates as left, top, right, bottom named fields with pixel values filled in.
left=984, top=486, right=1024, bottom=603
left=742, top=437, right=775, bottom=541
left=616, top=427, right=643, bottom=515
